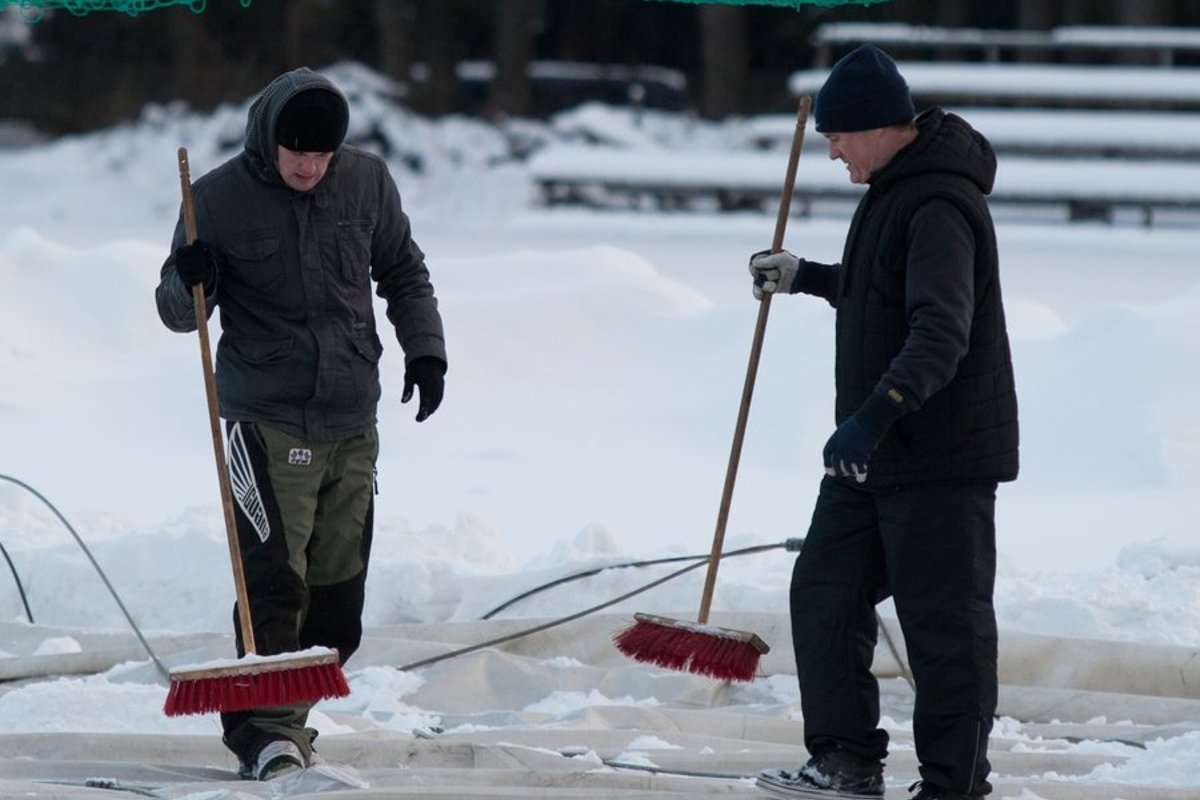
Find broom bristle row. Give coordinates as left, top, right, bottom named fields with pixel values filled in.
left=613, top=617, right=763, bottom=682
left=164, top=662, right=350, bottom=717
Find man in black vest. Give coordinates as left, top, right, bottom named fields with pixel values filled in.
left=751, top=45, right=1018, bottom=800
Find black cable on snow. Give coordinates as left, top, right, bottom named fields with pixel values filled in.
left=480, top=539, right=800, bottom=620
left=0, top=537, right=33, bottom=623
left=457, top=535, right=914, bottom=694
left=0, top=474, right=170, bottom=681
left=400, top=539, right=803, bottom=673
left=600, top=757, right=752, bottom=781
left=480, top=553, right=706, bottom=620
left=399, top=553, right=716, bottom=672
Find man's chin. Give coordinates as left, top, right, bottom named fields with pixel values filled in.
left=288, top=178, right=319, bottom=191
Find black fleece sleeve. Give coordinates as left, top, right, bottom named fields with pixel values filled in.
left=874, top=198, right=975, bottom=412
left=794, top=259, right=839, bottom=306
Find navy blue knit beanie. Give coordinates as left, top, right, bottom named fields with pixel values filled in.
left=814, top=44, right=915, bottom=133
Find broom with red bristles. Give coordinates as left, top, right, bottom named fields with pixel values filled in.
left=613, top=96, right=812, bottom=683
left=163, top=148, right=350, bottom=717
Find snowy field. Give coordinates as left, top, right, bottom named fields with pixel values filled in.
left=1, top=62, right=1199, bottom=798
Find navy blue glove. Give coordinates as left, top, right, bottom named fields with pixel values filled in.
left=823, top=389, right=907, bottom=484
left=174, top=240, right=218, bottom=292
left=402, top=356, right=446, bottom=422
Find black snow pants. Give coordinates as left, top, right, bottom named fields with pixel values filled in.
left=790, top=475, right=999, bottom=797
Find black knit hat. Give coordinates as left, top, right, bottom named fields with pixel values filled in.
left=814, top=44, right=915, bottom=133
left=275, top=88, right=349, bottom=152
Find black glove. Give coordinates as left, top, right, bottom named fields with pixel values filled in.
left=174, top=240, right=218, bottom=291
left=822, top=388, right=907, bottom=484
left=401, top=356, right=446, bottom=422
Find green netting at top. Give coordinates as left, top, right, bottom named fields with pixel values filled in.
left=1, top=0, right=892, bottom=17
left=0, top=0, right=250, bottom=19
left=645, top=0, right=894, bottom=6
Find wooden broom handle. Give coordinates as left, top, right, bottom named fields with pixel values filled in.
left=178, top=147, right=258, bottom=655
left=697, top=95, right=811, bottom=625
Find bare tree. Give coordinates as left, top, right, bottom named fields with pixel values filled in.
left=1016, top=0, right=1056, bottom=32
left=932, top=0, right=971, bottom=61
left=373, top=0, right=416, bottom=86
left=551, top=0, right=621, bottom=62
left=698, top=5, right=748, bottom=119
left=485, top=0, right=542, bottom=120
left=166, top=8, right=227, bottom=107
left=1114, top=0, right=1174, bottom=64
left=1116, top=0, right=1170, bottom=26
left=1060, top=0, right=1095, bottom=28
left=372, top=0, right=465, bottom=116
left=283, top=0, right=328, bottom=70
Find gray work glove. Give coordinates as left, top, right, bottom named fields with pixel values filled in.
left=748, top=249, right=807, bottom=300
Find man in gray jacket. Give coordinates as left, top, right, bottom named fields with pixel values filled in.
left=156, top=67, right=446, bottom=780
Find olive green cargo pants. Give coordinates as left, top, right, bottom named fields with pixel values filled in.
left=219, top=421, right=378, bottom=768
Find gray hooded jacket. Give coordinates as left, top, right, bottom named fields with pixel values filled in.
left=156, top=68, right=446, bottom=441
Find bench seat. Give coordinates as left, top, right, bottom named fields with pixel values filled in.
left=528, top=144, right=1200, bottom=225
left=788, top=62, right=1200, bottom=111
left=740, top=108, right=1200, bottom=160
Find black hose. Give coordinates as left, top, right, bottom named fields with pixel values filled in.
left=481, top=539, right=802, bottom=620
left=406, top=535, right=913, bottom=693
left=400, top=554, right=713, bottom=671
left=0, top=538, right=34, bottom=623
left=0, top=474, right=170, bottom=681
left=481, top=553, right=706, bottom=620
left=401, top=539, right=802, bottom=673
left=600, top=757, right=751, bottom=781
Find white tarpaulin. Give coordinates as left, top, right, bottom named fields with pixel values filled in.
left=2, top=613, right=1199, bottom=799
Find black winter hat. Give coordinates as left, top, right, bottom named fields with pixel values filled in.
left=275, top=88, right=349, bottom=152
left=814, top=44, right=915, bottom=133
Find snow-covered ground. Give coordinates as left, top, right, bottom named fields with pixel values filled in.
left=1, top=62, right=1198, bottom=798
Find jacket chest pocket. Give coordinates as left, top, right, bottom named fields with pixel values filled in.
left=336, top=219, right=374, bottom=287
left=226, top=236, right=283, bottom=292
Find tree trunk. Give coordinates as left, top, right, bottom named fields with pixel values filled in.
left=933, top=0, right=971, bottom=61
left=165, top=9, right=203, bottom=106
left=282, top=0, right=320, bottom=71
left=698, top=6, right=748, bottom=119
left=1060, top=0, right=1094, bottom=27
left=419, top=0, right=460, bottom=116
left=552, top=0, right=620, bottom=62
left=373, top=0, right=416, bottom=86
left=485, top=0, right=541, bottom=120
left=1114, top=0, right=1174, bottom=64
left=1016, top=0, right=1056, bottom=30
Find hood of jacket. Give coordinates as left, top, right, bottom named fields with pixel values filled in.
left=242, top=67, right=349, bottom=186
left=871, top=107, right=996, bottom=196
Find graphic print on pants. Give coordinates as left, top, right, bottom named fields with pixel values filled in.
left=228, top=421, right=271, bottom=543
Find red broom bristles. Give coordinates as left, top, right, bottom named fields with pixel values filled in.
left=164, top=651, right=350, bottom=717
left=612, top=615, right=767, bottom=683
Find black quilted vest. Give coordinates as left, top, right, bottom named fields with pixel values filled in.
left=834, top=109, right=1019, bottom=488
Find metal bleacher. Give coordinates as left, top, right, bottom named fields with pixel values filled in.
left=529, top=24, right=1200, bottom=227
left=809, top=22, right=1200, bottom=68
